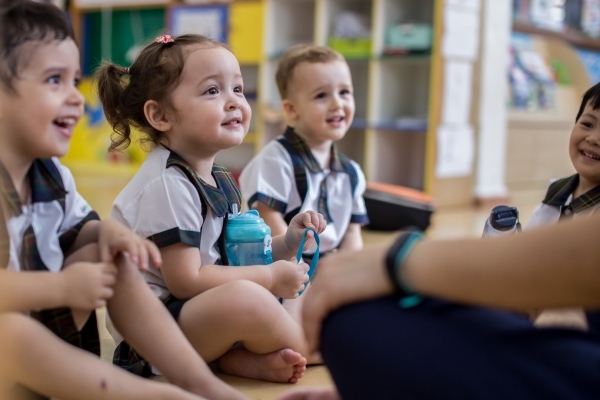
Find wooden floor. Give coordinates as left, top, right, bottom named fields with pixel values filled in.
left=76, top=170, right=546, bottom=400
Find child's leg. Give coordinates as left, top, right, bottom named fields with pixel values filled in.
left=0, top=313, right=204, bottom=400
left=106, top=254, right=247, bottom=400
left=177, top=280, right=311, bottom=383
left=283, top=289, right=323, bottom=365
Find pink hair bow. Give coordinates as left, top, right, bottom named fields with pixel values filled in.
left=155, top=35, right=174, bottom=44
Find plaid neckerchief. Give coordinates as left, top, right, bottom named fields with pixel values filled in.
left=282, top=127, right=354, bottom=222
left=542, top=174, right=600, bottom=216
left=165, top=150, right=241, bottom=218
left=0, top=159, right=67, bottom=217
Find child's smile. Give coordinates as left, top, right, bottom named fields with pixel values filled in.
left=0, top=38, right=83, bottom=159
left=569, top=102, right=600, bottom=194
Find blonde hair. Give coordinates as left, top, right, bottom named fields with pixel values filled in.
left=275, top=44, right=345, bottom=100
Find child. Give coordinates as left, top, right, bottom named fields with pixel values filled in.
left=240, top=44, right=368, bottom=256
left=239, top=44, right=369, bottom=320
left=96, top=34, right=326, bottom=382
left=524, top=82, right=600, bottom=330
left=0, top=2, right=247, bottom=399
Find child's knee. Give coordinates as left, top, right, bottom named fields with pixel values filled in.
left=64, top=243, right=99, bottom=266
left=222, top=280, right=285, bottom=321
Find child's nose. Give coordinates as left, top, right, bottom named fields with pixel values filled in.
left=68, top=86, right=85, bottom=107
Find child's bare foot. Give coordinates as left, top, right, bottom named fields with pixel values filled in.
left=277, top=388, right=341, bottom=400
left=219, top=348, right=307, bottom=383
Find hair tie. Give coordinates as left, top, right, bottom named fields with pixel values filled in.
left=155, top=35, right=174, bottom=44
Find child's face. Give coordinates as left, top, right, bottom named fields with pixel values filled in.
left=284, top=60, right=355, bottom=144
left=0, top=38, right=83, bottom=159
left=570, top=101, right=600, bottom=190
left=168, top=46, right=251, bottom=154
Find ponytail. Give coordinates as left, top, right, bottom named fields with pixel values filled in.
left=95, top=62, right=132, bottom=151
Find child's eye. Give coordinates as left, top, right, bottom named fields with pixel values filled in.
left=315, top=92, right=326, bottom=99
left=74, top=77, right=81, bottom=87
left=340, top=89, right=352, bottom=96
left=581, top=121, right=593, bottom=128
left=47, top=75, right=60, bottom=84
left=205, top=87, right=219, bottom=95
left=234, top=85, right=244, bottom=94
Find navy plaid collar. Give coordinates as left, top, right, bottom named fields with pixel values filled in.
left=542, top=174, right=600, bottom=213
left=0, top=159, right=67, bottom=216
left=165, top=150, right=240, bottom=218
left=283, top=127, right=346, bottom=174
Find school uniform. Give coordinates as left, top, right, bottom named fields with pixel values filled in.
left=110, top=145, right=240, bottom=377
left=239, top=127, right=369, bottom=256
left=0, top=159, right=100, bottom=400
left=526, top=174, right=600, bottom=230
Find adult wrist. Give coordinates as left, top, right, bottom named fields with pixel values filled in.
left=385, top=230, right=424, bottom=297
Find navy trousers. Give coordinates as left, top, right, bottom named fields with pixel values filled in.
left=321, top=297, right=600, bottom=400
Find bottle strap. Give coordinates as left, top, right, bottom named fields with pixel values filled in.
left=296, top=228, right=320, bottom=295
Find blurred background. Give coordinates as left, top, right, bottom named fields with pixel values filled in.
left=50, top=0, right=600, bottom=237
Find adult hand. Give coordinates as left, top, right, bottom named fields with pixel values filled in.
left=302, top=244, right=395, bottom=354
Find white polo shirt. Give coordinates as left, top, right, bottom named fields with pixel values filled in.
left=111, top=146, right=241, bottom=301
left=240, top=128, right=369, bottom=254
left=0, top=158, right=98, bottom=273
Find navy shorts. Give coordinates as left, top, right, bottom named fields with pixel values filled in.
left=321, top=297, right=600, bottom=400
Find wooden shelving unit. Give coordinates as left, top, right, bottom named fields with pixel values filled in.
left=68, top=0, right=458, bottom=200
left=505, top=22, right=593, bottom=191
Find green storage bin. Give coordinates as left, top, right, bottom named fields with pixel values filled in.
left=329, top=37, right=371, bottom=59
left=385, top=24, right=432, bottom=50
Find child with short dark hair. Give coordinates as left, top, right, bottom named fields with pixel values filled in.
left=0, top=2, right=245, bottom=399
left=526, top=82, right=600, bottom=330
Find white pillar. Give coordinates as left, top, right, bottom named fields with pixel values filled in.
left=474, top=0, right=512, bottom=200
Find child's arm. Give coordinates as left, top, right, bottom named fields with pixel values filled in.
left=0, top=262, right=117, bottom=313
left=159, top=243, right=309, bottom=300
left=338, top=223, right=363, bottom=251
left=256, top=202, right=288, bottom=236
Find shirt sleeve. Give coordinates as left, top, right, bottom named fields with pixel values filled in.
left=239, top=142, right=295, bottom=214
left=349, top=161, right=369, bottom=225
left=112, top=172, right=203, bottom=249
left=54, top=160, right=100, bottom=253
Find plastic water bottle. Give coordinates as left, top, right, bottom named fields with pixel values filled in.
left=225, top=205, right=273, bottom=266
left=482, top=205, right=522, bottom=237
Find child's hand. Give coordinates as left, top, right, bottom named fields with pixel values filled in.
left=285, top=211, right=327, bottom=256
left=98, top=220, right=162, bottom=271
left=268, top=259, right=310, bottom=299
left=60, top=262, right=117, bottom=310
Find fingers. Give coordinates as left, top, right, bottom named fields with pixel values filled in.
left=298, top=262, right=310, bottom=274
left=145, top=239, right=162, bottom=268
left=317, top=213, right=327, bottom=233
left=137, top=241, right=149, bottom=271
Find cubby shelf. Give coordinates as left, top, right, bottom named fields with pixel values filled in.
left=69, top=0, right=445, bottom=195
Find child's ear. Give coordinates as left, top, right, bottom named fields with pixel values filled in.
left=144, top=100, right=172, bottom=132
left=282, top=99, right=299, bottom=121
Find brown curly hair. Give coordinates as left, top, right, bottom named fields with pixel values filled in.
left=95, top=34, right=229, bottom=152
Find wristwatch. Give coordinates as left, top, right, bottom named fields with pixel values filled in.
left=385, top=229, right=424, bottom=297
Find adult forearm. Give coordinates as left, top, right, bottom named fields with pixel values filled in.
left=403, top=214, right=600, bottom=310
left=0, top=270, right=65, bottom=313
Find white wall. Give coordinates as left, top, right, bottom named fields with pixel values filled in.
left=474, top=0, right=512, bottom=199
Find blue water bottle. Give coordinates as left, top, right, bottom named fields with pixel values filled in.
left=225, top=204, right=274, bottom=266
